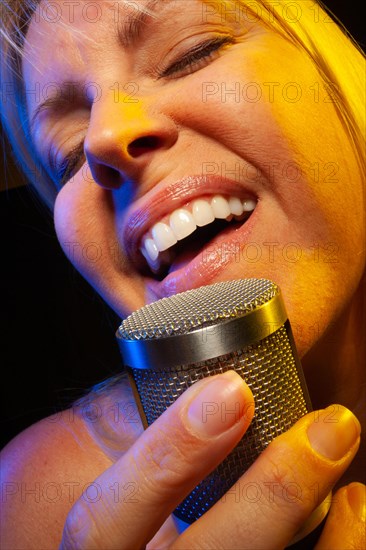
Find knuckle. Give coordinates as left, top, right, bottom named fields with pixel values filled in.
left=129, top=426, right=195, bottom=497
left=261, top=453, right=310, bottom=522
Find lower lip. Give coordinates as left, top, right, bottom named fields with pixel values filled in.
left=146, top=205, right=259, bottom=299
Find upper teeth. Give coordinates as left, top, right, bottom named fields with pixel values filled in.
left=140, top=194, right=256, bottom=271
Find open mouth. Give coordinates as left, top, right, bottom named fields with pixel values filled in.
left=139, top=194, right=256, bottom=280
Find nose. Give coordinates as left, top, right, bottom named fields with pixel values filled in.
left=84, top=95, right=178, bottom=189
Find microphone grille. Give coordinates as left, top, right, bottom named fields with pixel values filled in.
left=116, top=278, right=312, bottom=524
left=118, top=278, right=278, bottom=340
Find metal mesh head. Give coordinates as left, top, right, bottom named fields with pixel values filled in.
left=117, top=279, right=311, bottom=523
left=117, top=278, right=278, bottom=340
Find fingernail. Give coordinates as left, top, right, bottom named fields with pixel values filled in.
left=347, top=483, right=366, bottom=522
left=307, top=405, right=361, bottom=460
left=186, top=371, right=248, bottom=437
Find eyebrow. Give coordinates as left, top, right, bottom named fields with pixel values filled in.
left=117, top=0, right=167, bottom=48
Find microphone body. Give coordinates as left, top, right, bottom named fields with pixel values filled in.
left=116, top=278, right=312, bottom=524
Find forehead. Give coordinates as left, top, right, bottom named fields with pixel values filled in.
left=24, top=1, right=137, bottom=74
left=23, top=0, right=211, bottom=81
left=23, top=0, right=250, bottom=112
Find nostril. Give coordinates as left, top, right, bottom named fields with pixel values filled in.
left=93, top=164, right=122, bottom=189
left=127, top=135, right=162, bottom=157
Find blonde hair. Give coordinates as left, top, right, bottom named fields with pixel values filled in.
left=1, top=0, right=365, bottom=210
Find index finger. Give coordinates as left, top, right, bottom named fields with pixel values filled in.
left=60, top=371, right=254, bottom=549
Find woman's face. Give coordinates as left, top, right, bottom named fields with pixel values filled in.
left=23, top=0, right=364, bottom=357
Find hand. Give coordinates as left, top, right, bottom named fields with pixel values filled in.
left=59, top=371, right=363, bottom=549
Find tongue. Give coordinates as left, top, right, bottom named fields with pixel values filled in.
left=168, top=247, right=200, bottom=274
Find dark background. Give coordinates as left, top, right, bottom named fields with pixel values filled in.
left=1, top=2, right=364, bottom=449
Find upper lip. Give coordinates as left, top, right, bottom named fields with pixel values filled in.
left=122, top=174, right=259, bottom=273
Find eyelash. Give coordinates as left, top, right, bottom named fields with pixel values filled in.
left=55, top=143, right=85, bottom=187
left=55, top=36, right=233, bottom=186
left=159, top=35, right=234, bottom=78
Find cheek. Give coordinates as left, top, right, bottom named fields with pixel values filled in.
left=223, top=39, right=365, bottom=249
left=54, top=178, right=113, bottom=281
left=53, top=177, right=147, bottom=317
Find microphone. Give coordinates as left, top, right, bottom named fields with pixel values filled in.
left=116, top=278, right=313, bottom=525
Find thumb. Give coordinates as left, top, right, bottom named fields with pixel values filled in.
left=315, top=482, right=366, bottom=550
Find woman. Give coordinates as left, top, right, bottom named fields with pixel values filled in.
left=1, top=0, right=365, bottom=548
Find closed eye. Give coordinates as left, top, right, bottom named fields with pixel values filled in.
left=159, top=36, right=234, bottom=79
